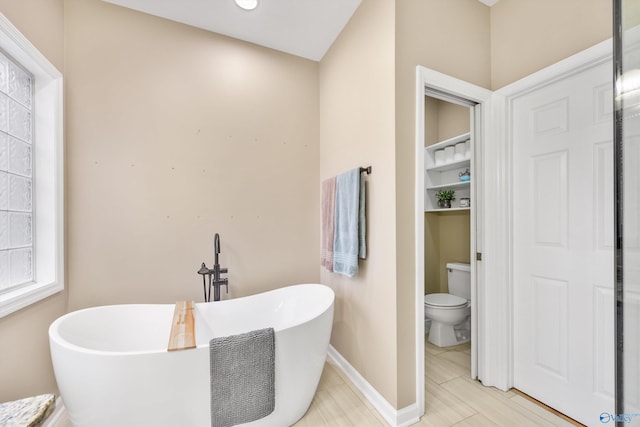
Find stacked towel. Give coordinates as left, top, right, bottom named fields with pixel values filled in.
left=321, top=168, right=367, bottom=277
left=210, top=328, right=275, bottom=427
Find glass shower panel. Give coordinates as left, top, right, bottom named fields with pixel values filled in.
left=615, top=0, right=640, bottom=423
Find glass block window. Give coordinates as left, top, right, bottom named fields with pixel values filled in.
left=0, top=50, right=33, bottom=292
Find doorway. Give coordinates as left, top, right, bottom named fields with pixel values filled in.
left=423, top=95, right=473, bottom=353
left=414, top=67, right=492, bottom=416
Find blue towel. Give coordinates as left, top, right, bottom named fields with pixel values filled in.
left=333, top=168, right=360, bottom=276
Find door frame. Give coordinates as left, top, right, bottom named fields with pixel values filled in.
left=414, top=38, right=612, bottom=418
left=414, top=67, right=494, bottom=416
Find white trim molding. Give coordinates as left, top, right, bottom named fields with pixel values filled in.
left=327, top=346, right=420, bottom=427
left=414, top=66, right=494, bottom=416
left=0, top=12, right=64, bottom=318
left=475, top=89, right=512, bottom=391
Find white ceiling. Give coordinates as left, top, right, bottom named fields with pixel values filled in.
left=101, top=0, right=362, bottom=61
left=101, top=0, right=498, bottom=62
left=478, top=0, right=500, bottom=6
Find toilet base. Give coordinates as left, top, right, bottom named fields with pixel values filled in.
left=427, top=321, right=470, bottom=347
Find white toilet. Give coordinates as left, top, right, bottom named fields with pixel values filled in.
left=424, top=262, right=471, bottom=347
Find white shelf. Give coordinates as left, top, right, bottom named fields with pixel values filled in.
left=425, top=132, right=470, bottom=152
left=426, top=180, right=471, bottom=191
left=425, top=207, right=470, bottom=213
left=426, top=158, right=470, bottom=172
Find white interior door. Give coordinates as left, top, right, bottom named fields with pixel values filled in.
left=512, top=59, right=615, bottom=424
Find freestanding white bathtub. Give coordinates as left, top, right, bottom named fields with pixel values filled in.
left=49, top=284, right=334, bottom=427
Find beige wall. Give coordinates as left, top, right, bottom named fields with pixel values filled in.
left=424, top=98, right=440, bottom=295
left=491, top=0, right=611, bottom=89
left=424, top=214, right=440, bottom=295
left=0, top=0, right=66, bottom=403
left=436, top=100, right=470, bottom=142
left=65, top=0, right=320, bottom=310
left=0, top=0, right=64, bottom=72
left=319, top=0, right=399, bottom=407
left=437, top=211, right=471, bottom=291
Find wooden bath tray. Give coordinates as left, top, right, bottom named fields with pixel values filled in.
left=167, top=301, right=196, bottom=351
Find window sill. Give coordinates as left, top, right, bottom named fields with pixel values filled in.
left=0, top=280, right=63, bottom=318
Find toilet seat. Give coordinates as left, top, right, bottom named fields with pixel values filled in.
left=424, top=293, right=468, bottom=308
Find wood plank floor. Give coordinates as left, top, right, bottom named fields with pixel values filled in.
left=51, top=338, right=580, bottom=426
left=296, top=339, right=580, bottom=426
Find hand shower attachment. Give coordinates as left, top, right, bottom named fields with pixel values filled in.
left=196, top=233, right=229, bottom=302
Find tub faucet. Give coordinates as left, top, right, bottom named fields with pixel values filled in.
left=197, top=233, right=229, bottom=302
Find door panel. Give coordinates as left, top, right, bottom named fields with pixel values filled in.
left=513, top=59, right=614, bottom=425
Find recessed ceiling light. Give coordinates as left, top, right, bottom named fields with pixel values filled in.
left=234, top=0, right=259, bottom=11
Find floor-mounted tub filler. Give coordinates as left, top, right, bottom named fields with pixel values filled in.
left=49, top=284, right=335, bottom=427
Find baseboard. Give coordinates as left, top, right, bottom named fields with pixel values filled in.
left=327, top=345, right=421, bottom=427
left=43, top=397, right=66, bottom=427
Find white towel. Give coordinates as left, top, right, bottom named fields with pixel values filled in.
left=333, top=168, right=360, bottom=277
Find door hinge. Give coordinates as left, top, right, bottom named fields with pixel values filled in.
left=476, top=252, right=482, bottom=261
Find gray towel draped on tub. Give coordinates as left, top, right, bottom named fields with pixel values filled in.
left=210, top=328, right=275, bottom=427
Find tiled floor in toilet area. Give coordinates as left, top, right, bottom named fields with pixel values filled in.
left=52, top=338, right=581, bottom=427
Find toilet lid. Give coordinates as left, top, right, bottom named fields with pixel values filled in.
left=424, top=293, right=468, bottom=308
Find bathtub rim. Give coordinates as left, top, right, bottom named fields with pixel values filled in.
left=49, top=283, right=335, bottom=357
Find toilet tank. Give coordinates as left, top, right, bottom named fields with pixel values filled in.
left=447, top=262, right=471, bottom=300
